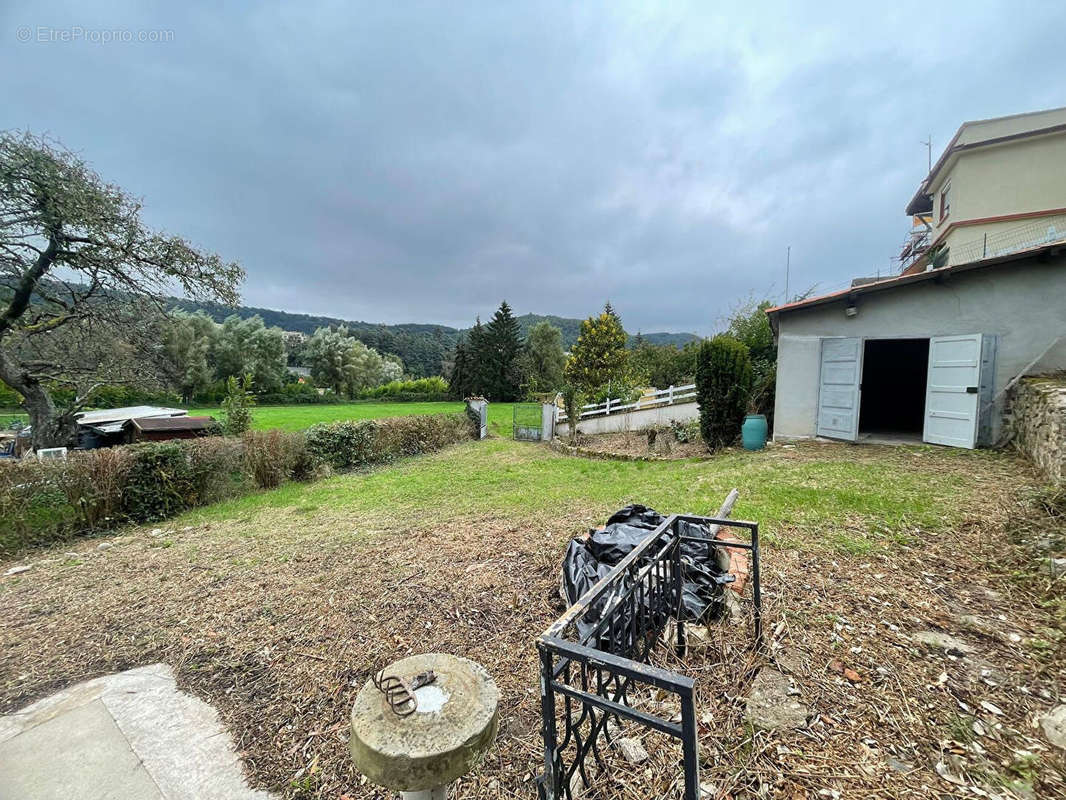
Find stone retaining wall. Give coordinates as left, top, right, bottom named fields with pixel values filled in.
left=1006, top=375, right=1066, bottom=484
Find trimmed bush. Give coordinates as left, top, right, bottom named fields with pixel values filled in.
left=357, top=377, right=450, bottom=402
left=242, top=429, right=316, bottom=488
left=695, top=335, right=753, bottom=451
left=0, top=411, right=476, bottom=556
left=0, top=448, right=134, bottom=552
left=305, top=420, right=378, bottom=470
left=374, top=413, right=475, bottom=459
left=123, top=439, right=247, bottom=523
left=306, top=412, right=474, bottom=470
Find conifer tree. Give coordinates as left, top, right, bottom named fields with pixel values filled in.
left=448, top=337, right=472, bottom=398
left=466, top=317, right=490, bottom=397
left=483, top=300, right=523, bottom=401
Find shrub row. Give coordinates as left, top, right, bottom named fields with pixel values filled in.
left=356, top=377, right=450, bottom=402
left=0, top=412, right=475, bottom=555
left=305, top=412, right=473, bottom=469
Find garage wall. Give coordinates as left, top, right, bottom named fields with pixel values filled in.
left=773, top=254, right=1066, bottom=443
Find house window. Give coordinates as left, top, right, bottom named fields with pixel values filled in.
left=939, top=183, right=951, bottom=222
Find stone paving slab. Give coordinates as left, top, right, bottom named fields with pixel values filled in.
left=0, top=664, right=273, bottom=800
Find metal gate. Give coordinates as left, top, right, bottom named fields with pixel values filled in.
left=513, top=403, right=543, bottom=441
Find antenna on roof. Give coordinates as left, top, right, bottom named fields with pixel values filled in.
left=784, top=245, right=791, bottom=303
left=921, top=135, right=932, bottom=173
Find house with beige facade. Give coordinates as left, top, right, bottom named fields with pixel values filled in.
left=900, top=106, right=1066, bottom=272
left=767, top=107, right=1066, bottom=450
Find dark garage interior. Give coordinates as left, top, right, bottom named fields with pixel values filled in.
left=859, top=338, right=930, bottom=436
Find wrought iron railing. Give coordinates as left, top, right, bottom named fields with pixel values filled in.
left=537, top=514, right=762, bottom=800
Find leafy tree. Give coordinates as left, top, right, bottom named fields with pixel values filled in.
left=0, top=132, right=242, bottom=447
left=305, top=326, right=385, bottom=398
left=212, top=314, right=288, bottom=393
left=345, top=337, right=386, bottom=393
left=724, top=299, right=775, bottom=365
left=519, top=321, right=566, bottom=396
left=723, top=298, right=777, bottom=424
left=220, top=374, right=255, bottom=435
left=381, top=354, right=404, bottom=383
left=482, top=300, right=523, bottom=401
left=305, top=326, right=352, bottom=396
left=160, top=311, right=216, bottom=403
left=565, top=303, right=630, bottom=396
left=630, top=341, right=695, bottom=389
left=695, top=335, right=752, bottom=451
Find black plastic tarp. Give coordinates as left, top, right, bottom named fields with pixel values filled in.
left=560, top=505, right=732, bottom=650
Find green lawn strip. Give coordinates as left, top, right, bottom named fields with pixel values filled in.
left=179, top=439, right=999, bottom=554
left=184, top=400, right=520, bottom=436
left=185, top=401, right=466, bottom=431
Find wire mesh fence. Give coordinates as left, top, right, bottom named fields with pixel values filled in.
left=513, top=403, right=543, bottom=441
left=948, top=214, right=1066, bottom=265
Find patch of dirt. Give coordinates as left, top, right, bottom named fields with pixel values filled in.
left=0, top=443, right=1063, bottom=799
left=575, top=430, right=711, bottom=459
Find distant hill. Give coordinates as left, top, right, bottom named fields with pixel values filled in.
left=511, top=313, right=696, bottom=348
left=168, top=298, right=699, bottom=375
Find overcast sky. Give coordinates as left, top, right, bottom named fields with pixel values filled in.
left=3, top=2, right=1063, bottom=334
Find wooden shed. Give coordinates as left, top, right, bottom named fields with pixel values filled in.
left=124, top=416, right=217, bottom=443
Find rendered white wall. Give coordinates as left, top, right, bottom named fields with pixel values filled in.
left=772, top=255, right=1066, bottom=443
left=554, top=400, right=699, bottom=438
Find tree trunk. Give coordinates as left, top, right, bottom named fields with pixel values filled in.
left=0, top=347, right=76, bottom=450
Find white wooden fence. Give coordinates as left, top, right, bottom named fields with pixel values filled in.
left=557, top=383, right=697, bottom=422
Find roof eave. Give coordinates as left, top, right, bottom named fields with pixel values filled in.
left=766, top=241, right=1066, bottom=319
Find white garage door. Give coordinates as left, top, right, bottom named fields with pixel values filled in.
left=924, top=334, right=982, bottom=449
left=816, top=337, right=861, bottom=441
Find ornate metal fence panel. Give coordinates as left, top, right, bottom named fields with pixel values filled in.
left=537, top=514, right=762, bottom=800
left=513, top=403, right=543, bottom=441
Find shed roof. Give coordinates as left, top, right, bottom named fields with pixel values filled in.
left=76, top=406, right=187, bottom=426
left=127, top=416, right=215, bottom=432
left=765, top=241, right=1066, bottom=325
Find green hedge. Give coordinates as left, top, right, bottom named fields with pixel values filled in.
left=304, top=412, right=474, bottom=469
left=356, top=377, right=450, bottom=402
left=695, top=335, right=753, bottom=451
left=0, top=412, right=475, bottom=555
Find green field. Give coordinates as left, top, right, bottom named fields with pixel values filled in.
left=188, top=401, right=519, bottom=435
left=3, top=401, right=522, bottom=436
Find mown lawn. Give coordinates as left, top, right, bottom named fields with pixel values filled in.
left=182, top=437, right=1011, bottom=553
left=186, top=400, right=519, bottom=435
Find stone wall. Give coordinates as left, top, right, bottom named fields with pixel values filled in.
left=1006, top=375, right=1066, bottom=484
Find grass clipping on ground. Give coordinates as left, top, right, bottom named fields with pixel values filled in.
left=1, top=439, right=1063, bottom=799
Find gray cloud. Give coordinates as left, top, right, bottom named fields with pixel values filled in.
left=2, top=0, right=1062, bottom=333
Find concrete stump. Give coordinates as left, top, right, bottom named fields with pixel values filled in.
left=350, top=653, right=499, bottom=798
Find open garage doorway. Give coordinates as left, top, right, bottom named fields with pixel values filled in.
left=858, top=338, right=929, bottom=442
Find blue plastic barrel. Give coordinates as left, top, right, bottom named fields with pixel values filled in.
left=741, top=414, right=768, bottom=450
